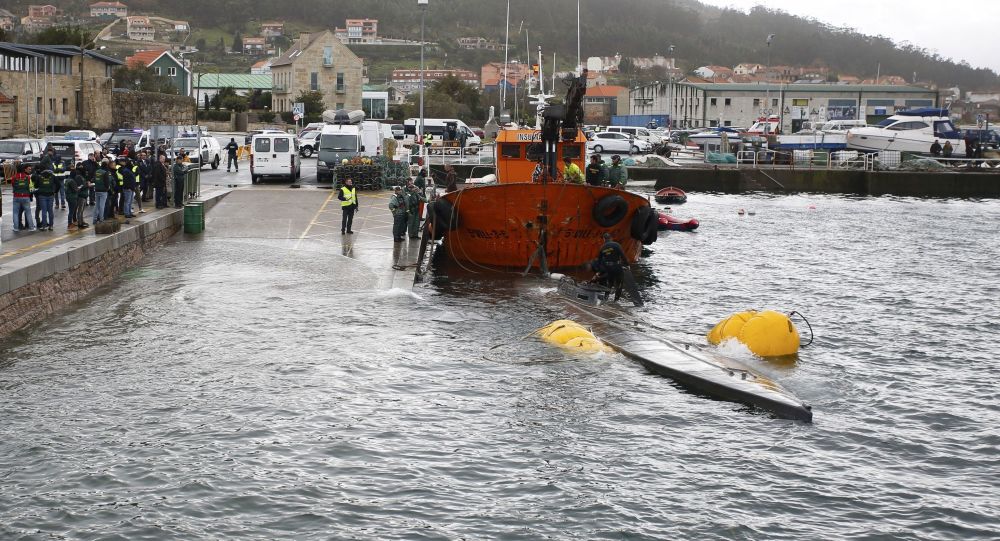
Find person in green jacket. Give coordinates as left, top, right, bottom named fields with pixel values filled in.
left=404, top=180, right=426, bottom=239
left=607, top=155, right=629, bottom=189
left=171, top=158, right=187, bottom=208
left=389, top=186, right=408, bottom=242
left=92, top=160, right=112, bottom=223
left=33, top=169, right=57, bottom=230
left=65, top=163, right=90, bottom=229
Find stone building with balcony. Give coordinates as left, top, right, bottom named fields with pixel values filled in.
left=126, top=16, right=155, bottom=41
left=269, top=31, right=363, bottom=113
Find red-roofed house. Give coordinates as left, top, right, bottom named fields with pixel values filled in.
left=28, top=5, right=60, bottom=18
left=584, top=85, right=627, bottom=124
left=90, top=2, right=128, bottom=18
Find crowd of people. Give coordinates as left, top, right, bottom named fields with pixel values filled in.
left=5, top=145, right=192, bottom=234
left=531, top=155, right=629, bottom=188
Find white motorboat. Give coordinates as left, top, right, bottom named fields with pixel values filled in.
left=687, top=126, right=743, bottom=148
left=776, top=119, right=867, bottom=151
left=846, top=108, right=965, bottom=155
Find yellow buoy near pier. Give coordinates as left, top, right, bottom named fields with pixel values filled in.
left=537, top=320, right=610, bottom=354
left=708, top=310, right=800, bottom=357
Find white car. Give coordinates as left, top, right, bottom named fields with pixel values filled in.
left=298, top=130, right=321, bottom=158
left=587, top=132, right=652, bottom=155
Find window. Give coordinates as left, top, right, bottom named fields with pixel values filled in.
left=710, top=98, right=717, bottom=106
left=562, top=145, right=582, bottom=159
left=336, top=72, right=345, bottom=92
left=62, top=98, right=68, bottom=115
left=724, top=121, right=732, bottom=126
left=792, top=99, right=809, bottom=106
left=310, top=72, right=318, bottom=91
left=168, top=67, right=177, bottom=77
left=274, top=138, right=290, bottom=152
left=724, top=98, right=731, bottom=106
left=336, top=102, right=344, bottom=110
left=500, top=144, right=521, bottom=158
left=772, top=98, right=778, bottom=107
left=154, top=67, right=161, bottom=75
left=254, top=138, right=271, bottom=152
left=323, top=46, right=333, bottom=66
left=710, top=120, right=718, bottom=127
left=753, top=98, right=761, bottom=107
left=49, top=98, right=55, bottom=112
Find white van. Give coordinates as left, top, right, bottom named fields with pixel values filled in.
left=403, top=118, right=482, bottom=147
left=607, top=126, right=661, bottom=144
left=250, top=133, right=301, bottom=184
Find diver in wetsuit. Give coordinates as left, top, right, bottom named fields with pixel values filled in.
left=591, top=233, right=627, bottom=296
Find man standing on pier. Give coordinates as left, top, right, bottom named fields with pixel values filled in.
left=172, top=158, right=187, bottom=208
left=338, top=178, right=358, bottom=234
left=930, top=140, right=942, bottom=157
left=389, top=186, right=408, bottom=242
left=225, top=138, right=240, bottom=173
left=404, top=180, right=426, bottom=239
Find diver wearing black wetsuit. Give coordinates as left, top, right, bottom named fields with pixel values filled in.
left=591, top=233, right=626, bottom=290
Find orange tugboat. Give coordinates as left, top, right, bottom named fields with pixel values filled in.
left=428, top=72, right=657, bottom=274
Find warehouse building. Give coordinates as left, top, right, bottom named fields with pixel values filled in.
left=629, top=82, right=940, bottom=131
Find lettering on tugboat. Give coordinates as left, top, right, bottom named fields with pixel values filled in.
left=465, top=228, right=511, bottom=239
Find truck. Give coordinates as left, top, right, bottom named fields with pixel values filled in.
left=316, top=109, right=389, bottom=182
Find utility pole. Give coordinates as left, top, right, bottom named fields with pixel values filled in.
left=765, top=33, right=775, bottom=117
left=418, top=0, right=428, bottom=153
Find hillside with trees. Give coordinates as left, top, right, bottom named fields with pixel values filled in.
left=4, top=0, right=998, bottom=90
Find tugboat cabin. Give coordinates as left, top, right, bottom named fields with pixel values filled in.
left=494, top=129, right=587, bottom=183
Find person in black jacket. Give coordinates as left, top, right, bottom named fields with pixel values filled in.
left=83, top=153, right=98, bottom=206
left=120, top=159, right=137, bottom=220
left=224, top=138, right=240, bottom=172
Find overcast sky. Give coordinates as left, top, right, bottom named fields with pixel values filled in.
left=697, top=0, right=1000, bottom=73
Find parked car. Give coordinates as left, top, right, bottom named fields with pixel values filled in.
left=298, top=130, right=321, bottom=158
left=390, top=124, right=405, bottom=140
left=587, top=132, right=652, bottom=154
left=171, top=135, right=222, bottom=169
left=0, top=138, right=45, bottom=164
left=470, top=126, right=485, bottom=139
left=250, top=132, right=301, bottom=184
left=961, top=127, right=1000, bottom=149
left=98, top=132, right=113, bottom=145
left=64, top=130, right=99, bottom=141
left=47, top=139, right=105, bottom=166
left=606, top=125, right=662, bottom=145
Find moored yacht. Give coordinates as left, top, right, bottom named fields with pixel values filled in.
left=846, top=108, right=965, bottom=155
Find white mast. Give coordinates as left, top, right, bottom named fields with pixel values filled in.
left=502, top=0, right=510, bottom=112
left=577, top=0, right=581, bottom=74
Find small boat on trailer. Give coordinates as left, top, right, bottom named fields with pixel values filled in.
left=658, top=212, right=699, bottom=231
left=558, top=299, right=813, bottom=422
left=654, top=186, right=687, bottom=204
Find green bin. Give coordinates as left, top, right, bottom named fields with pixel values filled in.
left=184, top=202, right=205, bottom=234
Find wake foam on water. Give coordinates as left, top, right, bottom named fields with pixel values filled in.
left=376, top=288, right=424, bottom=301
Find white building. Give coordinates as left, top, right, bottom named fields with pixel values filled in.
left=629, top=81, right=938, bottom=131
left=89, top=1, right=128, bottom=18
left=126, top=16, right=155, bottom=41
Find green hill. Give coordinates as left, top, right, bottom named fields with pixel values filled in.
left=6, top=0, right=998, bottom=90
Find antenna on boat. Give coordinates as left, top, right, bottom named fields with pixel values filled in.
left=529, top=46, right=554, bottom=129
left=501, top=0, right=510, bottom=114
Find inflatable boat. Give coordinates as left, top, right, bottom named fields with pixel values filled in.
left=658, top=212, right=699, bottom=231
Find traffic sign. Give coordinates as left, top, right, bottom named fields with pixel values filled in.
left=293, top=114, right=301, bottom=122
left=292, top=102, right=305, bottom=116
left=977, top=114, right=985, bottom=128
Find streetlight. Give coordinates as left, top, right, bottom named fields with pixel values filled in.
left=765, top=33, right=775, bottom=116
left=418, top=0, right=428, bottom=154
left=667, top=45, right=675, bottom=130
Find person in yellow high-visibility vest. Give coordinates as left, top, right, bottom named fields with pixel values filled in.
left=338, top=178, right=358, bottom=234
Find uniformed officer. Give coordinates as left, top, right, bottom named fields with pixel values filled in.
left=171, top=157, right=187, bottom=208
left=607, top=155, right=628, bottom=189
left=389, top=186, right=408, bottom=242
left=32, top=168, right=58, bottom=230
left=338, top=178, right=358, bottom=234
left=92, top=159, right=112, bottom=223
left=404, top=180, right=426, bottom=239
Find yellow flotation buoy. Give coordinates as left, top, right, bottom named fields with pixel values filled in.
left=536, top=320, right=610, bottom=353
left=708, top=310, right=800, bottom=357
left=707, top=310, right=758, bottom=344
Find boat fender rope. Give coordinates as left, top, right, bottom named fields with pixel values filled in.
left=788, top=311, right=814, bottom=347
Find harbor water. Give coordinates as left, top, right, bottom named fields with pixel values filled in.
left=2, top=192, right=999, bottom=539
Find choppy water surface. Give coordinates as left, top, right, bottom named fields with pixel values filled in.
left=2, top=192, right=999, bottom=540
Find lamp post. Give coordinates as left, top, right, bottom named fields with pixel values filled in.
left=417, top=0, right=430, bottom=178
left=765, top=33, right=775, bottom=116
left=667, top=45, right=675, bottom=130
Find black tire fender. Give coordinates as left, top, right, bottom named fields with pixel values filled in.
left=630, top=206, right=656, bottom=240
left=593, top=194, right=629, bottom=227
left=641, top=208, right=659, bottom=245
left=432, top=199, right=459, bottom=231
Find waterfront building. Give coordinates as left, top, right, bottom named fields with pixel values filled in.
left=269, top=31, right=364, bottom=113
left=126, top=49, right=190, bottom=95
left=629, top=81, right=938, bottom=131
left=390, top=68, right=479, bottom=94
left=0, top=42, right=123, bottom=135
